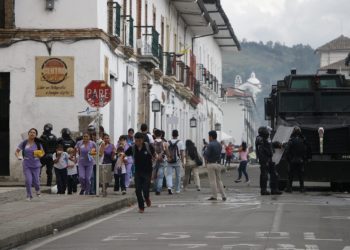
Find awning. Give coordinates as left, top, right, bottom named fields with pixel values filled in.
left=220, top=131, right=234, bottom=142
left=171, top=0, right=218, bottom=36
left=203, top=0, right=241, bottom=51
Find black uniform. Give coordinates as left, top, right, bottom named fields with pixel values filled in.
left=285, top=134, right=309, bottom=192
left=57, top=135, right=76, bottom=152
left=255, top=133, right=282, bottom=195
left=40, top=131, right=58, bottom=186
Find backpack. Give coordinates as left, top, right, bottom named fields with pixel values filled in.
left=167, top=140, right=180, bottom=163
left=154, top=140, right=165, bottom=163
left=22, top=139, right=42, bottom=157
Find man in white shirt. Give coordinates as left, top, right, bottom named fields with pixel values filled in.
left=166, top=130, right=185, bottom=194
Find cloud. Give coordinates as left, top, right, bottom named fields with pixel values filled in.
left=221, top=0, right=350, bottom=48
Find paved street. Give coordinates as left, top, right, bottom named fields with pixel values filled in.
left=21, top=166, right=350, bottom=250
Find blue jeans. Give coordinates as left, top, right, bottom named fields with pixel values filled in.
left=166, top=163, right=181, bottom=192
left=238, top=161, right=249, bottom=181
left=155, top=162, right=166, bottom=192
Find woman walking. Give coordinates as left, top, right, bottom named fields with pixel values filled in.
left=15, top=128, right=44, bottom=201
left=235, top=142, right=250, bottom=184
left=183, top=140, right=201, bottom=191
left=75, top=132, right=97, bottom=195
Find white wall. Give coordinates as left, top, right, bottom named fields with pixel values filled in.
left=15, top=0, right=99, bottom=29
left=222, top=98, right=245, bottom=144
left=320, top=51, right=349, bottom=67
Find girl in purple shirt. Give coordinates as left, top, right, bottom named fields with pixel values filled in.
left=75, top=133, right=96, bottom=195
left=15, top=128, right=44, bottom=201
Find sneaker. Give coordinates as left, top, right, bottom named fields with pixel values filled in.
left=222, top=197, right=227, bottom=201
left=26, top=197, right=32, bottom=201
left=122, top=191, right=126, bottom=195
left=36, top=192, right=41, bottom=198
left=197, top=188, right=201, bottom=191
left=145, top=198, right=151, bottom=207
left=175, top=191, right=180, bottom=194
left=139, top=208, right=145, bottom=213
left=79, top=190, right=84, bottom=195
left=208, top=197, right=217, bottom=201
left=168, top=189, right=173, bottom=195
left=245, top=180, right=250, bottom=184
left=155, top=191, right=161, bottom=196
left=234, top=179, right=242, bottom=183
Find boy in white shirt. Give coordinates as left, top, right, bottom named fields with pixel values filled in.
left=66, top=147, right=78, bottom=194
left=52, top=144, right=69, bottom=194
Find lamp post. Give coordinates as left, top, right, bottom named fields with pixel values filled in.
left=190, top=116, right=197, bottom=128
left=214, top=122, right=221, bottom=131
left=152, top=98, right=161, bottom=129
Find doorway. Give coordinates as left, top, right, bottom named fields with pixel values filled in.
left=0, top=73, right=10, bottom=176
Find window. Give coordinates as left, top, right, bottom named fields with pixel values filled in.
left=145, top=1, right=148, bottom=26
left=153, top=5, right=156, bottom=27
left=290, top=79, right=311, bottom=89
left=0, top=0, right=4, bottom=28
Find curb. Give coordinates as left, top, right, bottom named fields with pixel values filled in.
left=0, top=196, right=136, bottom=250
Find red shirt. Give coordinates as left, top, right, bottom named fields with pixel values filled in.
left=225, top=146, right=233, bottom=156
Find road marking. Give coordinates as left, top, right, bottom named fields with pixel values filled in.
left=24, top=206, right=136, bottom=250
left=322, top=216, right=350, bottom=220
left=102, top=233, right=146, bottom=241
left=304, top=232, right=343, bottom=241
left=206, top=232, right=241, bottom=239
left=271, top=203, right=284, bottom=232
left=256, top=232, right=289, bottom=239
left=157, top=232, right=191, bottom=240
left=221, top=244, right=261, bottom=250
left=305, top=245, right=320, bottom=250
left=169, top=243, right=207, bottom=248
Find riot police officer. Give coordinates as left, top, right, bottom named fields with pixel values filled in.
left=255, top=126, right=282, bottom=195
left=57, top=128, right=76, bottom=152
left=284, top=126, right=310, bottom=193
left=40, top=123, right=58, bottom=186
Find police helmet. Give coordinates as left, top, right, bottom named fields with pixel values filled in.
left=258, top=126, right=270, bottom=138
left=61, top=128, right=71, bottom=136
left=44, top=123, right=53, bottom=132
left=88, top=125, right=96, bottom=133
left=292, top=126, right=302, bottom=136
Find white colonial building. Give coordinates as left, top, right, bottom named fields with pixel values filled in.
left=0, top=0, right=240, bottom=181
left=316, top=35, right=350, bottom=79
left=221, top=73, right=260, bottom=147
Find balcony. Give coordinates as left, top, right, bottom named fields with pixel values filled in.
left=121, top=16, right=134, bottom=57
left=137, top=26, right=160, bottom=71
left=164, top=53, right=177, bottom=76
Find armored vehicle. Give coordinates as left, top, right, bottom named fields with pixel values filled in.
left=265, top=70, right=350, bottom=191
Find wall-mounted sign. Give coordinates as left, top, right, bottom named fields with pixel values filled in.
left=35, top=56, right=74, bottom=97
left=126, top=66, right=134, bottom=85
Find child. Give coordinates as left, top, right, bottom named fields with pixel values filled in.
left=235, top=142, right=250, bottom=184
left=114, top=146, right=127, bottom=195
left=52, top=144, right=69, bottom=195
left=67, top=147, right=78, bottom=194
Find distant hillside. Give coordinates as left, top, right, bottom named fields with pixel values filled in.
left=222, top=40, right=320, bottom=123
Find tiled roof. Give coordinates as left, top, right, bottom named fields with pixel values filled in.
left=316, top=35, right=350, bottom=52
left=319, top=58, right=350, bottom=70
left=224, top=87, right=252, bottom=97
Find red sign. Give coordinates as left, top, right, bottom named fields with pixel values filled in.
left=84, top=80, right=112, bottom=108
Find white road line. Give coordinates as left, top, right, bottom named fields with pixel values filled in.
left=24, top=206, right=136, bottom=250
left=169, top=243, right=207, bottom=248
left=271, top=203, right=283, bottom=232
left=304, top=232, right=343, bottom=241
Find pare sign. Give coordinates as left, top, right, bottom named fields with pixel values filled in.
left=84, top=80, right=112, bottom=108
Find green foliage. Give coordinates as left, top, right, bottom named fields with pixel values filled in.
left=223, top=40, right=320, bottom=123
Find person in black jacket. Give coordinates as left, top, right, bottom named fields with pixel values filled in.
left=40, top=123, right=58, bottom=186
left=125, top=132, right=155, bottom=213
left=255, top=126, right=282, bottom=195
left=57, top=128, right=76, bottom=152
left=284, top=126, right=310, bottom=193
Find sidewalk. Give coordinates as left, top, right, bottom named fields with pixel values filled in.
left=0, top=188, right=136, bottom=250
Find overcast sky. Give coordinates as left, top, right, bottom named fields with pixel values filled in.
left=221, top=0, right=350, bottom=48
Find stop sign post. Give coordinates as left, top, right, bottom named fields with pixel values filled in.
left=84, top=80, right=112, bottom=197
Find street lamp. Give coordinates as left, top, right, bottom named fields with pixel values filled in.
left=190, top=117, right=197, bottom=128
left=215, top=123, right=221, bottom=131
left=152, top=98, right=161, bottom=129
